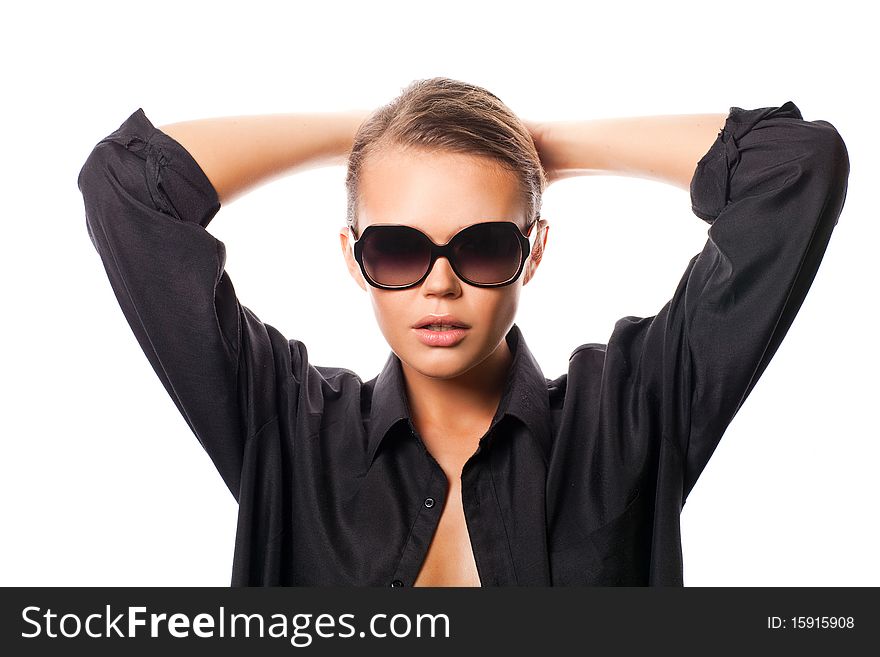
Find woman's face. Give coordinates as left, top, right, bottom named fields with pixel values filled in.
left=339, top=146, right=548, bottom=382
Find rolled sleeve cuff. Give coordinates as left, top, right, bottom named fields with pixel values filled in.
left=689, top=100, right=803, bottom=223
left=99, top=107, right=221, bottom=228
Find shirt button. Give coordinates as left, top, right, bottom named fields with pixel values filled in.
left=390, top=579, right=404, bottom=587
left=424, top=497, right=435, bottom=508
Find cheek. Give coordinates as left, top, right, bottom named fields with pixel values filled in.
left=475, top=289, right=520, bottom=324
left=369, top=291, right=410, bottom=328
left=490, top=286, right=520, bottom=308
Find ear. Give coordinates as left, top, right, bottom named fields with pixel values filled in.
left=522, top=219, right=549, bottom=286
left=339, top=227, right=368, bottom=292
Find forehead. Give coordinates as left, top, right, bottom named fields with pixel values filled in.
left=357, top=146, right=526, bottom=241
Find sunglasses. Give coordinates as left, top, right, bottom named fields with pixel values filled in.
left=350, top=218, right=541, bottom=290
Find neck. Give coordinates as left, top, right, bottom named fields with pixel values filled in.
left=402, top=337, right=514, bottom=460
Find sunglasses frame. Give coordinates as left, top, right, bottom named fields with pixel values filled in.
left=349, top=217, right=541, bottom=290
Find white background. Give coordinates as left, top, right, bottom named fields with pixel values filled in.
left=1, top=0, right=876, bottom=586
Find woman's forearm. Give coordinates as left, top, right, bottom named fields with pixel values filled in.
left=159, top=110, right=372, bottom=205
left=531, top=112, right=729, bottom=191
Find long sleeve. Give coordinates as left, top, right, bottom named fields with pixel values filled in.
left=77, top=108, right=279, bottom=500
left=624, top=100, right=850, bottom=502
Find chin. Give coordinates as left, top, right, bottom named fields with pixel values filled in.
left=401, top=341, right=483, bottom=377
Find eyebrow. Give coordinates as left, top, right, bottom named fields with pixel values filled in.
left=373, top=218, right=517, bottom=240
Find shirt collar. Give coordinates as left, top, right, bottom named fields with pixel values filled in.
left=365, top=323, right=552, bottom=469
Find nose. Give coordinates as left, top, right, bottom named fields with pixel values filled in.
left=420, top=256, right=462, bottom=295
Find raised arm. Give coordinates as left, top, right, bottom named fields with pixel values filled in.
left=77, top=107, right=367, bottom=499
left=536, top=102, right=850, bottom=504
left=526, top=111, right=728, bottom=189
left=159, top=109, right=371, bottom=204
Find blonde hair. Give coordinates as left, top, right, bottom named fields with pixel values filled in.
left=345, top=76, right=547, bottom=235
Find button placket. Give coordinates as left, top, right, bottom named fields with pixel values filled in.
left=387, top=454, right=446, bottom=588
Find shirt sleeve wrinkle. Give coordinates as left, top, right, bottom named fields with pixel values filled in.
left=78, top=108, right=282, bottom=501
left=636, top=100, right=849, bottom=501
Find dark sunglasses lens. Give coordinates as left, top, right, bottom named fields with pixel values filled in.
left=453, top=223, right=523, bottom=284
left=361, top=226, right=430, bottom=287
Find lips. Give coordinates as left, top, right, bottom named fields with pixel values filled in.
left=412, top=314, right=471, bottom=329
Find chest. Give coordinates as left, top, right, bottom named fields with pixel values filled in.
left=413, top=483, right=482, bottom=587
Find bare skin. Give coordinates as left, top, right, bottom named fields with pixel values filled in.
left=159, top=106, right=727, bottom=587
left=413, top=447, right=482, bottom=586
left=160, top=110, right=372, bottom=204
left=524, top=112, right=728, bottom=189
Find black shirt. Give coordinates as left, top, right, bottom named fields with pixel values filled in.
left=77, top=101, right=849, bottom=586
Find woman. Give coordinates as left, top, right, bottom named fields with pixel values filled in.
left=77, top=77, right=849, bottom=586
